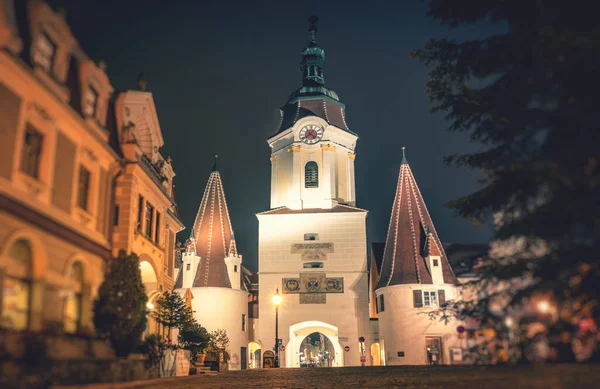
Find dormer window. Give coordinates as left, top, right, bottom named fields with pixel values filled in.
left=32, top=33, right=56, bottom=73
left=83, top=87, right=99, bottom=117
left=305, top=161, right=318, bottom=188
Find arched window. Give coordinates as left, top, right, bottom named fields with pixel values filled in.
left=64, top=261, right=84, bottom=333
left=2, top=239, right=32, bottom=330
left=304, top=161, right=319, bottom=188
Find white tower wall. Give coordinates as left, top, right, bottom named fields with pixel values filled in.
left=376, top=284, right=462, bottom=365
left=188, top=287, right=249, bottom=370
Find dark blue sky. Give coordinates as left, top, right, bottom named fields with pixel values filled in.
left=54, top=0, right=497, bottom=271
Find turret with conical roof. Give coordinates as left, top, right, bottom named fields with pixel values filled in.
left=375, top=149, right=458, bottom=289
left=175, top=155, right=240, bottom=289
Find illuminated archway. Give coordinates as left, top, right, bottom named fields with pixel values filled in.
left=248, top=341, right=262, bottom=369
left=370, top=343, right=381, bottom=366
left=139, top=259, right=159, bottom=336
left=298, top=332, right=335, bottom=368
left=287, top=321, right=343, bottom=368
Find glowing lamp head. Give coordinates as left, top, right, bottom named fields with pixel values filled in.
left=537, top=300, right=550, bottom=313
left=505, top=317, right=514, bottom=328
left=273, top=288, right=282, bottom=306
left=146, top=302, right=154, bottom=310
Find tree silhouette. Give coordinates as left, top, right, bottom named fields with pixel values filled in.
left=411, top=0, right=599, bottom=338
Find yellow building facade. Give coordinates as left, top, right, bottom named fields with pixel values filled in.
left=0, top=0, right=183, bottom=337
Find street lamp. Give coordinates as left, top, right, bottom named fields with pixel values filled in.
left=273, top=288, right=282, bottom=368
left=537, top=300, right=550, bottom=314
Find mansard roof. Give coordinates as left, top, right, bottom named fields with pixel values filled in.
left=276, top=95, right=353, bottom=135
left=375, top=151, right=458, bottom=289
left=188, top=168, right=237, bottom=288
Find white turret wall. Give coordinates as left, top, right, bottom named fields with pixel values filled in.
left=376, top=284, right=462, bottom=365
left=186, top=287, right=249, bottom=370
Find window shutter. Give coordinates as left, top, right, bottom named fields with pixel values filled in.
left=438, top=289, right=446, bottom=306
left=413, top=290, right=423, bottom=308
left=380, top=294, right=385, bottom=312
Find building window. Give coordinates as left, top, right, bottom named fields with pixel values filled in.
left=304, top=161, right=318, bottom=188
left=64, top=262, right=83, bottom=333
left=433, top=259, right=439, bottom=267
left=304, top=233, right=319, bottom=241
left=413, top=289, right=423, bottom=308
left=154, top=212, right=161, bottom=244
left=145, top=202, right=154, bottom=238
left=83, top=87, right=98, bottom=117
left=32, top=33, right=56, bottom=73
left=303, top=262, right=323, bottom=269
left=234, top=265, right=238, bottom=273
left=137, top=196, right=144, bottom=232
left=378, top=294, right=385, bottom=313
left=242, top=314, right=246, bottom=331
left=113, top=205, right=120, bottom=226
left=77, top=166, right=91, bottom=211
left=186, top=264, right=191, bottom=271
left=2, top=239, right=32, bottom=330
left=423, top=291, right=438, bottom=307
left=20, top=125, right=43, bottom=179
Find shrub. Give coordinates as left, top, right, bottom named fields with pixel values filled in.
left=93, top=250, right=147, bottom=357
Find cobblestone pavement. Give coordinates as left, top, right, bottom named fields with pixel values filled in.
left=56, top=364, right=600, bottom=389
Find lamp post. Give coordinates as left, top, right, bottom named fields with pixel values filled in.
left=273, top=288, right=282, bottom=368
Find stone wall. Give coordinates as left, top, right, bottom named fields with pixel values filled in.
left=0, top=329, right=158, bottom=389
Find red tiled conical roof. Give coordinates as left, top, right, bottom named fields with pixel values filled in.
left=189, top=168, right=236, bottom=288
left=375, top=150, right=458, bottom=289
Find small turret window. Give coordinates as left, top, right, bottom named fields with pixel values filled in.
left=305, top=161, right=318, bottom=188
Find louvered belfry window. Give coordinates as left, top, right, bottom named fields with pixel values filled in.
left=305, top=161, right=318, bottom=188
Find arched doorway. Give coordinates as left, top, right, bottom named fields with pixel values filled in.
left=263, top=350, right=275, bottom=368
left=139, top=260, right=158, bottom=336
left=370, top=343, right=381, bottom=366
left=248, top=342, right=261, bottom=369
left=287, top=321, right=343, bottom=368
left=299, top=332, right=335, bottom=368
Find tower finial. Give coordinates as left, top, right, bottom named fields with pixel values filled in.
left=401, top=146, right=407, bottom=164
left=308, top=15, right=318, bottom=42
left=212, top=153, right=218, bottom=172
left=136, top=73, right=147, bottom=91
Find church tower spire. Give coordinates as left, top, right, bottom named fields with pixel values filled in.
left=300, top=15, right=326, bottom=86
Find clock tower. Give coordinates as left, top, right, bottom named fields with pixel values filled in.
left=267, top=17, right=357, bottom=211
left=257, top=17, right=370, bottom=368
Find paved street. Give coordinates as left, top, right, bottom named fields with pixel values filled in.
left=56, top=364, right=600, bottom=389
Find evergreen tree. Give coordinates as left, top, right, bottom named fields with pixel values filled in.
left=411, top=1, right=599, bottom=335
left=151, top=291, right=193, bottom=343
left=93, top=251, right=148, bottom=357
left=178, top=322, right=210, bottom=363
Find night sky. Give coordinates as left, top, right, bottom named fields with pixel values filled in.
left=52, top=0, right=498, bottom=272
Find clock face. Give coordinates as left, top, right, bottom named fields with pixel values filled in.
left=299, top=125, right=324, bottom=144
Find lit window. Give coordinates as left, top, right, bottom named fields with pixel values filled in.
left=2, top=239, right=32, bottom=330
left=304, top=161, right=318, bottom=188
left=20, top=125, right=43, bottom=179
left=423, top=291, right=438, bottom=307
left=83, top=87, right=98, bottom=117
left=32, top=33, right=56, bottom=73
left=77, top=166, right=91, bottom=211
left=64, top=262, right=83, bottom=333
left=145, top=202, right=154, bottom=238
